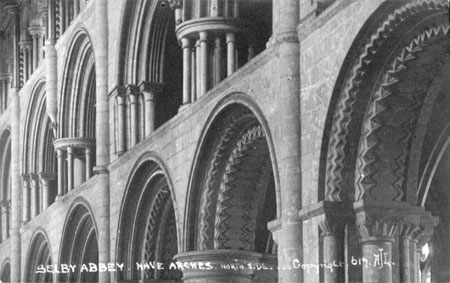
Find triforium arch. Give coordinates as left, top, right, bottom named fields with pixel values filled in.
left=319, top=1, right=447, bottom=282
left=113, top=0, right=182, bottom=151
left=55, top=29, right=96, bottom=196
left=0, top=258, right=10, bottom=283
left=181, top=96, right=279, bottom=282
left=59, top=200, right=99, bottom=283
left=0, top=128, right=11, bottom=244
left=22, top=79, right=57, bottom=222
left=116, top=153, right=181, bottom=282
left=24, top=230, right=53, bottom=283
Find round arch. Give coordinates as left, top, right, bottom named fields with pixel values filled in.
left=58, top=28, right=96, bottom=140
left=59, top=199, right=99, bottom=283
left=24, top=229, right=53, bottom=283
left=185, top=94, right=279, bottom=273
left=116, top=152, right=182, bottom=282
left=0, top=258, right=10, bottom=283
left=321, top=0, right=449, bottom=281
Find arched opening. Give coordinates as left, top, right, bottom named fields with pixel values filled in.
left=117, top=157, right=181, bottom=282
left=59, top=203, right=98, bottom=283
left=114, top=0, right=182, bottom=154
left=56, top=30, right=96, bottom=195
left=25, top=232, right=53, bottom=283
left=320, top=1, right=448, bottom=282
left=185, top=104, right=277, bottom=282
left=0, top=129, right=11, bottom=243
left=0, top=259, right=10, bottom=283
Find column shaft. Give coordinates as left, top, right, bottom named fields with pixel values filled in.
left=143, top=92, right=156, bottom=136
left=30, top=175, right=39, bottom=218
left=199, top=31, right=208, bottom=96
left=57, top=149, right=64, bottom=197
left=361, top=237, right=394, bottom=283
left=40, top=178, right=50, bottom=210
left=226, top=33, right=235, bottom=76
left=67, top=146, right=74, bottom=191
left=85, top=147, right=92, bottom=179
left=191, top=48, right=197, bottom=102
left=22, top=176, right=30, bottom=223
left=323, top=233, right=344, bottom=283
left=213, top=37, right=223, bottom=86
left=116, top=96, right=126, bottom=154
left=32, top=35, right=38, bottom=71
left=74, top=0, right=80, bottom=17
left=196, top=41, right=201, bottom=99
left=181, top=38, right=192, bottom=105
left=128, top=94, right=138, bottom=147
left=400, top=237, right=411, bottom=283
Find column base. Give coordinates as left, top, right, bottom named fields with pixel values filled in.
left=174, top=250, right=277, bottom=283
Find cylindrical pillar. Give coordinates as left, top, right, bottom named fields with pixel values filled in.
left=7, top=4, right=22, bottom=281
left=1, top=202, right=7, bottom=240
left=128, top=92, right=138, bottom=147
left=360, top=237, right=394, bottom=283
left=30, top=174, right=39, bottom=218
left=213, top=36, right=223, bottom=86
left=85, top=147, right=92, bottom=179
left=95, top=0, right=111, bottom=282
left=39, top=173, right=55, bottom=210
left=195, top=40, right=201, bottom=99
left=31, top=34, right=38, bottom=71
left=199, top=31, right=208, bottom=96
left=226, top=33, right=235, bottom=77
left=323, top=232, right=344, bottom=283
left=74, top=0, right=80, bottom=17
left=181, top=37, right=192, bottom=105
left=191, top=47, right=197, bottom=102
left=116, top=95, right=126, bottom=154
left=57, top=149, right=65, bottom=197
left=67, top=146, right=74, bottom=191
left=410, top=240, right=419, bottom=283
left=22, top=175, right=30, bottom=224
left=400, top=236, right=411, bottom=283
left=143, top=91, right=156, bottom=136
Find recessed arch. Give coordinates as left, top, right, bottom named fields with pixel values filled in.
left=116, top=152, right=181, bottom=282
left=24, top=229, right=53, bottom=283
left=0, top=258, right=10, bottom=283
left=59, top=199, right=98, bottom=283
left=59, top=28, right=96, bottom=140
left=186, top=94, right=279, bottom=279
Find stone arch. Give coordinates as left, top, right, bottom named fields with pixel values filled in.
left=0, top=258, right=10, bottom=283
left=321, top=1, right=449, bottom=282
left=117, top=0, right=182, bottom=126
left=24, top=229, right=53, bottom=283
left=183, top=95, right=278, bottom=281
left=0, top=128, right=11, bottom=243
left=58, top=28, right=96, bottom=140
left=59, top=199, right=98, bottom=283
left=116, top=152, right=181, bottom=282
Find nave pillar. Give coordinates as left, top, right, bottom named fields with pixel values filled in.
left=354, top=201, right=437, bottom=283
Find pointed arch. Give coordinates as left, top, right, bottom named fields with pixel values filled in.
left=0, top=258, right=10, bottom=283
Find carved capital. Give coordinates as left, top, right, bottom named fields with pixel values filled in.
left=138, top=81, right=164, bottom=101
left=28, top=25, right=45, bottom=36
left=168, top=0, right=182, bottom=9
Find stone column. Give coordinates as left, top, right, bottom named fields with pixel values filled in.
left=195, top=40, right=201, bottom=99
left=226, top=33, right=236, bottom=76
left=213, top=37, right=223, bottom=86
left=85, top=147, right=93, bottom=179
left=29, top=26, right=45, bottom=70
left=39, top=173, right=55, bottom=210
left=44, top=3, right=58, bottom=126
left=319, top=219, right=345, bottom=283
left=30, top=174, right=40, bottom=218
left=414, top=221, right=435, bottom=283
left=6, top=4, right=22, bottom=281
left=140, top=82, right=162, bottom=137
left=399, top=223, right=420, bottom=283
left=22, top=175, right=30, bottom=224
left=191, top=47, right=197, bottom=102
left=74, top=0, right=80, bottom=17
left=116, top=94, right=126, bottom=154
left=95, top=0, right=111, bottom=282
left=274, top=0, right=302, bottom=281
left=199, top=31, right=208, bottom=96
left=181, top=37, right=192, bottom=105
left=67, top=146, right=74, bottom=191
left=1, top=201, right=8, bottom=239
left=56, top=149, right=65, bottom=197
left=127, top=86, right=139, bottom=147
